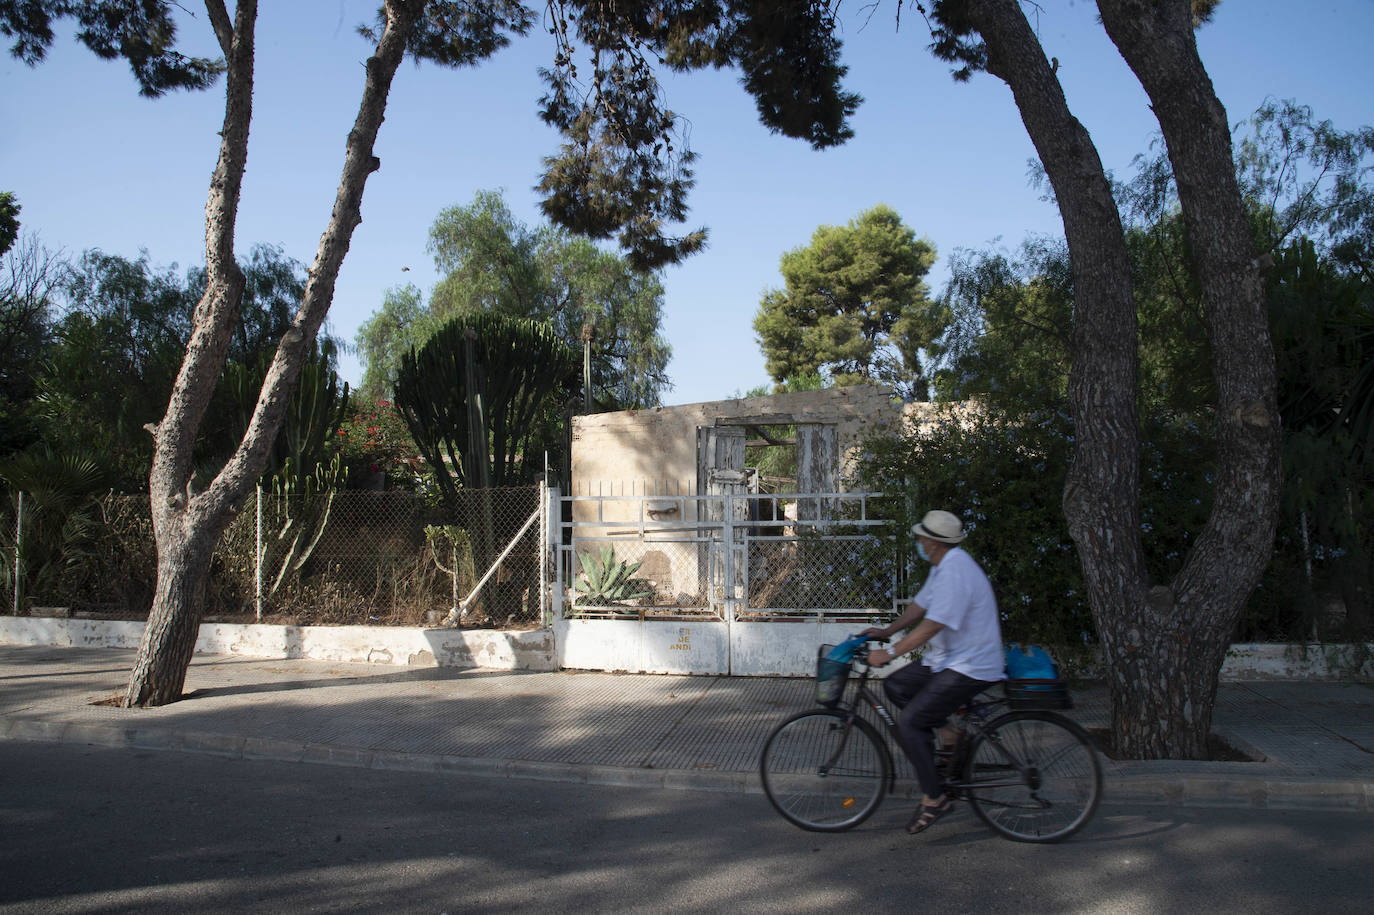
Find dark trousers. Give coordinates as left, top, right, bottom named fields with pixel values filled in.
left=883, top=663, right=995, bottom=798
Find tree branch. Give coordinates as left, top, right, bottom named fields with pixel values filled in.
left=207, top=0, right=423, bottom=514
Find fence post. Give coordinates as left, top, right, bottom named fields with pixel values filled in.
left=547, top=484, right=563, bottom=625
left=10, top=491, right=21, bottom=616
left=541, top=472, right=552, bottom=623
left=255, top=483, right=263, bottom=622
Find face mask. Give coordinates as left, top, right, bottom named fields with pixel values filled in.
left=917, top=541, right=931, bottom=562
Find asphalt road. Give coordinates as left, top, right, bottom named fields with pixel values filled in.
left=1, top=741, right=1369, bottom=914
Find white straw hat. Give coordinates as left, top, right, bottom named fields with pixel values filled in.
left=911, top=510, right=966, bottom=544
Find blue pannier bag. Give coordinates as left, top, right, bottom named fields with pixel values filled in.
left=1003, top=643, right=1073, bottom=709
left=1004, top=643, right=1057, bottom=681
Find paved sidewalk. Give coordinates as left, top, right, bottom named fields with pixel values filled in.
left=1, top=645, right=1370, bottom=812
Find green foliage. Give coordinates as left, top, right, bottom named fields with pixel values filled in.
left=536, top=1, right=858, bottom=269
left=1261, top=238, right=1373, bottom=638
left=393, top=312, right=577, bottom=499
left=429, top=190, right=672, bottom=410
left=852, top=406, right=1089, bottom=648
left=1270, top=239, right=1374, bottom=461
left=2, top=0, right=224, bottom=97
left=259, top=454, right=347, bottom=602
left=1, top=229, right=61, bottom=457
left=932, top=238, right=1073, bottom=409
left=358, top=190, right=672, bottom=411
left=926, top=96, right=1374, bottom=642
left=37, top=249, right=191, bottom=485
left=1233, top=99, right=1374, bottom=271
left=424, top=523, right=477, bottom=619
left=755, top=205, right=945, bottom=400
left=35, top=245, right=339, bottom=489
left=933, top=232, right=1212, bottom=417
left=356, top=284, right=425, bottom=403
left=219, top=339, right=351, bottom=486
left=852, top=403, right=1218, bottom=649
left=0, top=191, right=18, bottom=256
left=0, top=446, right=113, bottom=611
left=358, top=1, right=534, bottom=69
left=536, top=4, right=705, bottom=270
left=574, top=545, right=653, bottom=606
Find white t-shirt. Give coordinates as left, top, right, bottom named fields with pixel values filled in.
left=913, top=547, right=1004, bottom=681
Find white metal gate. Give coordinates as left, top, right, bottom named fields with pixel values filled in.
left=550, top=487, right=899, bottom=675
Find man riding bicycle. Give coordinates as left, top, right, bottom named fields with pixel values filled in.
left=862, top=509, right=1004, bottom=834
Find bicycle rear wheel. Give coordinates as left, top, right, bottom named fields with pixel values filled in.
left=962, top=711, right=1102, bottom=843
left=759, top=710, right=891, bottom=832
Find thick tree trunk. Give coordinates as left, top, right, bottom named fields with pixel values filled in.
left=1096, top=0, right=1282, bottom=756
left=124, top=510, right=227, bottom=706
left=965, top=0, right=1279, bottom=758
left=126, top=0, right=423, bottom=706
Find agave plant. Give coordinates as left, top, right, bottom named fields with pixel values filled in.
left=574, top=545, right=654, bottom=606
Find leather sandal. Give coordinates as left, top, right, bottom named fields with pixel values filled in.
left=906, top=796, right=955, bottom=834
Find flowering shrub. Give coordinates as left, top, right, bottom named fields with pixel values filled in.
left=336, top=399, right=428, bottom=489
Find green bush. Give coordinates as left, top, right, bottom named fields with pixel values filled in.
left=850, top=403, right=1228, bottom=655
left=852, top=405, right=1090, bottom=650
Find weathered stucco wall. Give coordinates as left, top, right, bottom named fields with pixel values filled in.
left=570, top=385, right=907, bottom=498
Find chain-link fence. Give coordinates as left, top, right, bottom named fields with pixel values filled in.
left=742, top=531, right=898, bottom=619
left=3, top=485, right=543, bottom=628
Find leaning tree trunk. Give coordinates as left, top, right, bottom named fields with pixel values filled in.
left=126, top=0, right=257, bottom=708
left=126, top=0, right=423, bottom=706
left=964, top=0, right=1278, bottom=758
left=126, top=506, right=236, bottom=706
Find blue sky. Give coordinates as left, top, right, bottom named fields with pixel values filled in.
left=4, top=1, right=1373, bottom=407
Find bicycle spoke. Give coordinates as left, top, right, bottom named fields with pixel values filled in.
left=963, top=712, right=1102, bottom=843
left=760, top=710, right=890, bottom=832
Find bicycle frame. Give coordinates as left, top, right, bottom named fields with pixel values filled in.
left=828, top=659, right=1037, bottom=799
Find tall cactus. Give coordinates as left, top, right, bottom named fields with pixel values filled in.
left=394, top=314, right=577, bottom=501
left=260, top=454, right=346, bottom=603
left=223, top=341, right=351, bottom=484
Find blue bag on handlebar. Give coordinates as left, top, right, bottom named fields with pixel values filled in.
left=826, top=634, right=868, bottom=663
left=816, top=635, right=867, bottom=707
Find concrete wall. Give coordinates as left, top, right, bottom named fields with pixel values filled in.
left=0, top=617, right=555, bottom=671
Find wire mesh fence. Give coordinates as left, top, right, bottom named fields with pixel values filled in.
left=741, top=532, right=898, bottom=619
left=3, top=485, right=543, bottom=628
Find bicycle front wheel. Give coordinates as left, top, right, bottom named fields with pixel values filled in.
left=963, top=711, right=1102, bottom=843
left=759, top=710, right=891, bottom=832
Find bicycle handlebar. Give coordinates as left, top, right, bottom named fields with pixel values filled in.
left=850, top=635, right=889, bottom=666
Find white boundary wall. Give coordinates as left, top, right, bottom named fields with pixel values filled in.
left=0, top=617, right=555, bottom=671
left=554, top=617, right=893, bottom=677
left=2, top=617, right=1370, bottom=679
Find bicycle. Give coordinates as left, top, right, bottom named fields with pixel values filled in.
left=759, top=639, right=1103, bottom=843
